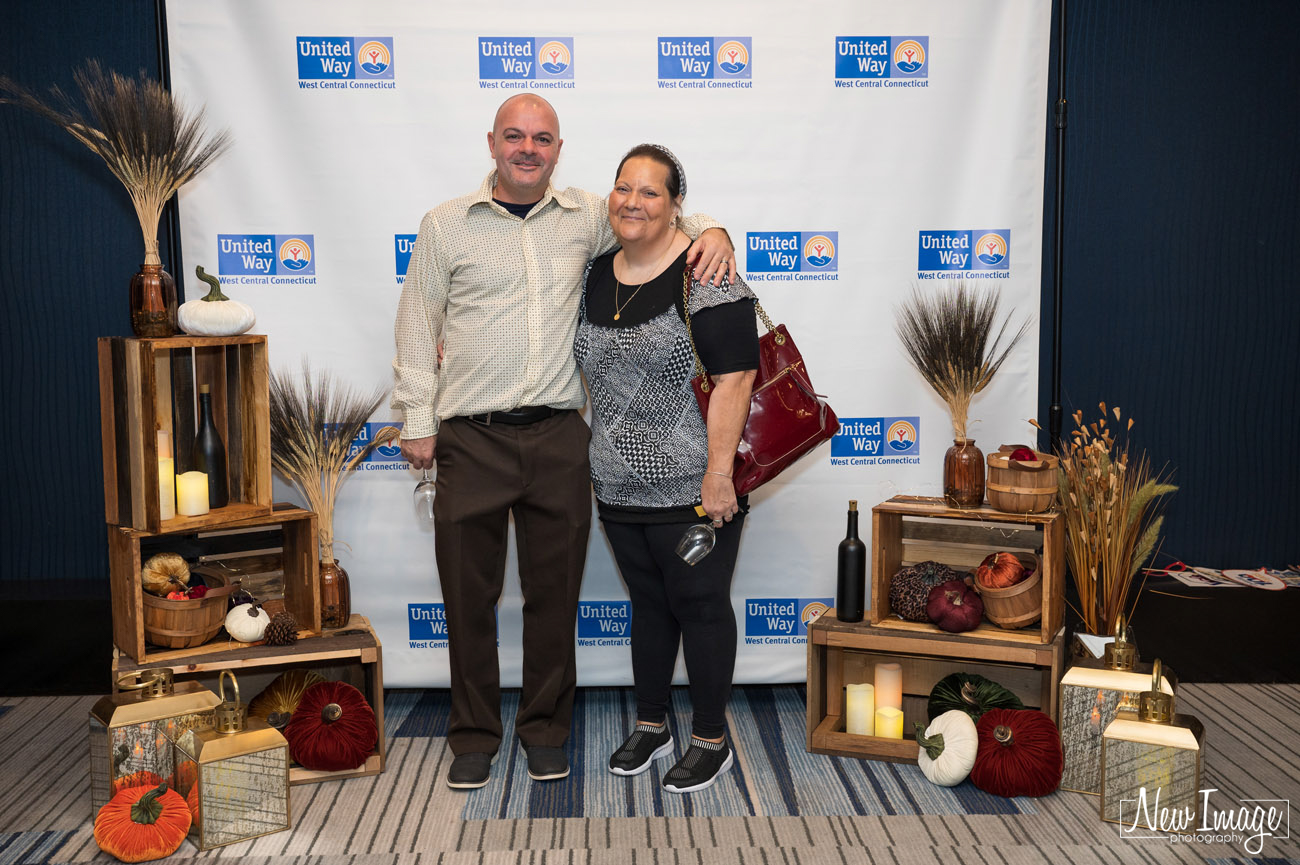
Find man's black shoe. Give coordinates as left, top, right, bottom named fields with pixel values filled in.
left=446, top=751, right=495, bottom=789
left=524, top=745, right=570, bottom=781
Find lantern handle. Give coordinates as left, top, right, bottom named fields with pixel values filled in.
left=1151, top=658, right=1162, bottom=693
left=1112, top=611, right=1127, bottom=643
left=116, top=668, right=173, bottom=694
left=218, top=669, right=240, bottom=707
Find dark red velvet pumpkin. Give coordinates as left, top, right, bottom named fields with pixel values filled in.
left=970, top=708, right=1063, bottom=798
left=926, top=579, right=983, bottom=632
left=284, top=681, right=377, bottom=772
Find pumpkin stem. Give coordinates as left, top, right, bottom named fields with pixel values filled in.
left=960, top=681, right=979, bottom=707
left=993, top=724, right=1015, bottom=746
left=196, top=265, right=230, bottom=303
left=130, top=782, right=169, bottom=825
left=322, top=703, right=343, bottom=723
left=913, top=722, right=946, bottom=760
left=945, top=589, right=964, bottom=606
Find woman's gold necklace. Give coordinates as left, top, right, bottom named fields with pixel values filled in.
left=613, top=243, right=674, bottom=321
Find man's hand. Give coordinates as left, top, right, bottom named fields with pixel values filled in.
left=687, top=228, right=737, bottom=287
left=401, top=435, right=436, bottom=471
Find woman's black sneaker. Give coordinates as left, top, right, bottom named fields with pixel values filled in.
left=662, top=738, right=733, bottom=793
left=608, top=723, right=674, bottom=776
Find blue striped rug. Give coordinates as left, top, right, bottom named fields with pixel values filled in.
left=384, top=684, right=1038, bottom=820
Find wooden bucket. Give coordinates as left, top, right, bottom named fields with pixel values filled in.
left=974, top=553, right=1042, bottom=629
left=142, top=572, right=234, bottom=649
left=986, top=445, right=1059, bottom=514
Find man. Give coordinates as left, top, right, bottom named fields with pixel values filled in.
left=393, top=93, right=735, bottom=789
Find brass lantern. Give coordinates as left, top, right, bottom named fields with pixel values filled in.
left=88, top=668, right=221, bottom=816
left=1100, top=659, right=1205, bottom=827
left=1058, top=615, right=1176, bottom=794
left=172, top=670, right=291, bottom=850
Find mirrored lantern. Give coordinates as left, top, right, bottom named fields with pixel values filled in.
left=88, top=668, right=221, bottom=816
left=172, top=670, right=291, bottom=850
left=1059, top=615, right=1176, bottom=794
left=1101, top=659, right=1205, bottom=828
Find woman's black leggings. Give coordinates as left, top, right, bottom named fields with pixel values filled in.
left=600, top=514, right=745, bottom=739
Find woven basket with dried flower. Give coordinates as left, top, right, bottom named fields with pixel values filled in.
left=269, top=363, right=399, bottom=627
left=0, top=62, right=231, bottom=337
left=896, top=281, right=1030, bottom=507
left=1052, top=404, right=1177, bottom=637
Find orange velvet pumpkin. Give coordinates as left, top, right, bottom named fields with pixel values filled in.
left=976, top=552, right=1028, bottom=589
left=111, top=771, right=165, bottom=796
left=94, top=782, right=192, bottom=863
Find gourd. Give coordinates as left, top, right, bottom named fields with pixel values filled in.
left=285, top=680, right=378, bottom=771
left=140, top=553, right=189, bottom=598
left=970, top=708, right=1063, bottom=798
left=178, top=266, right=255, bottom=336
left=249, top=668, right=326, bottom=729
left=224, top=603, right=270, bottom=642
left=914, top=710, right=979, bottom=786
left=975, top=551, right=1028, bottom=589
left=927, top=673, right=1024, bottom=722
left=93, top=782, right=191, bottom=862
left=926, top=579, right=984, bottom=633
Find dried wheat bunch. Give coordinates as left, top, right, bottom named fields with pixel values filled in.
left=0, top=61, right=231, bottom=266
left=269, top=362, right=399, bottom=561
left=895, top=281, right=1029, bottom=439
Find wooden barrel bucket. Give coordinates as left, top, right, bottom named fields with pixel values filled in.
left=974, top=553, right=1043, bottom=629
left=142, top=572, right=233, bottom=648
left=986, top=446, right=1059, bottom=514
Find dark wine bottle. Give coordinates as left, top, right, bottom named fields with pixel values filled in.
left=836, top=500, right=866, bottom=622
left=193, top=384, right=229, bottom=509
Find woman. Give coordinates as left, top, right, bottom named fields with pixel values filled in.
left=574, top=144, right=758, bottom=793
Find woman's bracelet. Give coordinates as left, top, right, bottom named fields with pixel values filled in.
left=704, top=470, right=733, bottom=479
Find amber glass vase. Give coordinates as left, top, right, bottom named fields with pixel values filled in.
left=129, top=263, right=178, bottom=337
left=943, top=438, right=985, bottom=508
left=319, top=560, right=352, bottom=629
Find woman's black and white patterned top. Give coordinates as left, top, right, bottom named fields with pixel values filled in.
left=574, top=248, right=758, bottom=522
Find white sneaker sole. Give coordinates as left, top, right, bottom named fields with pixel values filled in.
left=663, top=748, right=733, bottom=794
left=608, top=736, right=676, bottom=777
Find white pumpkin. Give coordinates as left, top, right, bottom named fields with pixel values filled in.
left=179, top=266, right=256, bottom=336
left=916, top=709, right=979, bottom=786
left=225, top=603, right=271, bottom=642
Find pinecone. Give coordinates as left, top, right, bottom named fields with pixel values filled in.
left=264, top=612, right=299, bottom=646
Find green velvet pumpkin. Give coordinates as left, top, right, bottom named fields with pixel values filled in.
left=927, top=673, right=1024, bottom=722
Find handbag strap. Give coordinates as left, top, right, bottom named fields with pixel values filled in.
left=681, top=266, right=783, bottom=392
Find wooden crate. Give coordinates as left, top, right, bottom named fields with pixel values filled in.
left=806, top=612, right=1065, bottom=763
left=113, top=615, right=385, bottom=785
left=99, top=334, right=272, bottom=533
left=871, top=495, right=1065, bottom=644
left=109, top=504, right=320, bottom=663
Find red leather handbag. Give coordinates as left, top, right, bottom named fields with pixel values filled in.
left=684, top=271, right=840, bottom=496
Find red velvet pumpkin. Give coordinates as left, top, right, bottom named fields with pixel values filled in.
left=926, top=580, right=984, bottom=632
left=284, top=681, right=377, bottom=771
left=975, top=552, right=1028, bottom=589
left=94, top=782, right=191, bottom=862
left=970, top=708, right=1063, bottom=797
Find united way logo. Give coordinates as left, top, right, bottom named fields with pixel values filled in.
left=835, top=36, right=929, bottom=83
left=830, top=417, right=921, bottom=464
left=408, top=603, right=449, bottom=645
left=297, top=37, right=396, bottom=81
left=744, top=598, right=832, bottom=643
left=395, top=234, right=417, bottom=284
left=658, top=37, right=753, bottom=80
left=576, top=601, right=631, bottom=645
left=348, top=422, right=405, bottom=470
left=918, top=229, right=1010, bottom=275
left=746, top=231, right=838, bottom=273
left=218, top=234, right=316, bottom=276
left=479, top=37, right=575, bottom=81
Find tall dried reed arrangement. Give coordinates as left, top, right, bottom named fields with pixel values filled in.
left=1053, top=405, right=1176, bottom=636
left=896, top=281, right=1030, bottom=439
left=269, top=363, right=399, bottom=563
left=0, top=61, right=231, bottom=266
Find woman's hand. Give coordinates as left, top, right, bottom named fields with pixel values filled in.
left=687, top=228, right=737, bottom=287
left=702, top=471, right=738, bottom=526
left=701, top=368, right=758, bottom=526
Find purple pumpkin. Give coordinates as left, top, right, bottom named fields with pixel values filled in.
left=927, top=579, right=984, bottom=633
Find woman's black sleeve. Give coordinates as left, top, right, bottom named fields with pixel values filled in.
left=692, top=299, right=760, bottom=375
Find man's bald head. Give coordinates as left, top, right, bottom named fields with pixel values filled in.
left=493, top=94, right=560, bottom=138
left=488, top=93, right=564, bottom=204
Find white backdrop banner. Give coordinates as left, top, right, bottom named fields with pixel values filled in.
left=167, top=0, right=1050, bottom=687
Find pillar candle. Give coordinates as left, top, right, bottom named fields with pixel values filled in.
left=845, top=683, right=875, bottom=735
left=157, top=431, right=176, bottom=521
left=875, top=662, right=903, bottom=711
left=875, top=706, right=905, bottom=739
left=176, top=471, right=210, bottom=516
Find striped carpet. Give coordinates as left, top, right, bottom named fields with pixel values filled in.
left=2, top=684, right=1298, bottom=863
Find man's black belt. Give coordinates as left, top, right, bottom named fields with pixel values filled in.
left=463, top=405, right=566, bottom=426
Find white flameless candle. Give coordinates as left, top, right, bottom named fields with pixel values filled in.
left=876, top=706, right=904, bottom=739
left=176, top=471, right=210, bottom=516
left=845, top=683, right=875, bottom=735
left=875, top=662, right=903, bottom=711
left=157, top=431, right=175, bottom=521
